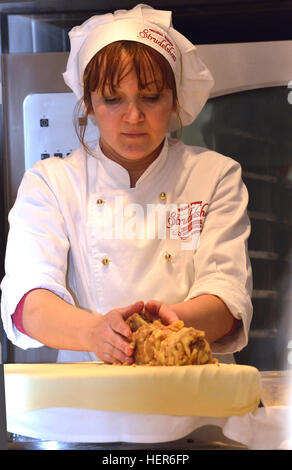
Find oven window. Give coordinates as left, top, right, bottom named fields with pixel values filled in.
left=180, top=86, right=292, bottom=370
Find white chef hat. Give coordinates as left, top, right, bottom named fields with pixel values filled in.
left=63, top=3, right=214, bottom=130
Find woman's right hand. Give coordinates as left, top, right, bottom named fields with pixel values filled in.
left=84, top=301, right=144, bottom=364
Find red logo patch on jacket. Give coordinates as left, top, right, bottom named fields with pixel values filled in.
left=166, top=201, right=208, bottom=241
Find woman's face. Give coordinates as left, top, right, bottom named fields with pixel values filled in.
left=89, top=61, right=175, bottom=162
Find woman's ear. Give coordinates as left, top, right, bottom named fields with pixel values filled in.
left=86, top=104, right=94, bottom=116
left=172, top=96, right=179, bottom=114
left=83, top=94, right=94, bottom=116
left=173, top=100, right=181, bottom=122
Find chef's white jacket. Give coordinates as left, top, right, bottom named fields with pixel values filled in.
left=1, top=137, right=253, bottom=363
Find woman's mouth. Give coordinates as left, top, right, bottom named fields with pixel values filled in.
left=121, top=132, right=147, bottom=138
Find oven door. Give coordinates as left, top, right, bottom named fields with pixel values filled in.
left=182, top=40, right=292, bottom=370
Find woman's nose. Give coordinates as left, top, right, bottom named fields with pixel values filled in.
left=122, top=101, right=144, bottom=123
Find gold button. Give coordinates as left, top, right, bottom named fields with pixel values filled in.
left=96, top=198, right=105, bottom=205
left=102, top=257, right=110, bottom=265
left=164, top=252, right=172, bottom=262
left=159, top=192, right=167, bottom=201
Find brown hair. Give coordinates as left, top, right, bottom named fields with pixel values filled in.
left=74, top=40, right=181, bottom=153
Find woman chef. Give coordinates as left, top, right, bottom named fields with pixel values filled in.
left=1, top=4, right=252, bottom=366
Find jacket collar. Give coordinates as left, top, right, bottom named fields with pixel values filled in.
left=92, top=138, right=169, bottom=190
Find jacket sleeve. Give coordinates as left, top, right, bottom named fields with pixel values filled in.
left=184, top=158, right=253, bottom=354
left=1, top=163, right=76, bottom=350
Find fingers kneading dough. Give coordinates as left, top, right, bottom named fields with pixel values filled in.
left=118, top=312, right=217, bottom=366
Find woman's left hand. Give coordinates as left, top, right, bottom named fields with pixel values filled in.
left=144, top=299, right=180, bottom=325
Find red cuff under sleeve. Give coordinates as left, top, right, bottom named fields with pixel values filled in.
left=221, top=318, right=240, bottom=338
left=11, top=289, right=40, bottom=336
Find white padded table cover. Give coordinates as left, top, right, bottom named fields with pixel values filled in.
left=5, top=363, right=292, bottom=449
left=4, top=362, right=261, bottom=417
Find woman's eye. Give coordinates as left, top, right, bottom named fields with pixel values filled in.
left=104, top=97, right=120, bottom=104
left=143, top=95, right=160, bottom=101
